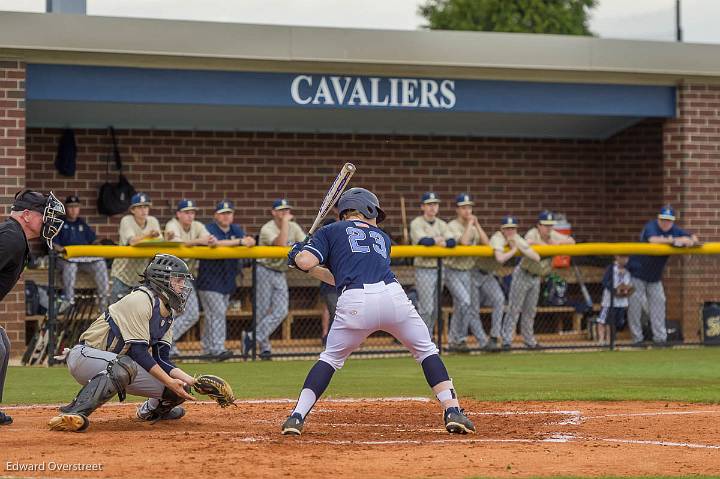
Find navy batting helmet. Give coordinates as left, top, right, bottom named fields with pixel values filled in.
left=338, top=187, right=386, bottom=223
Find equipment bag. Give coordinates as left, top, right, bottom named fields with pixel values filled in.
left=97, top=127, right=136, bottom=216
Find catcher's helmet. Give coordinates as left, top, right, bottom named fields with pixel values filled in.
left=141, top=254, right=193, bottom=314
left=338, top=187, right=386, bottom=223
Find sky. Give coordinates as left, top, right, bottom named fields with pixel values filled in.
left=1, top=0, right=719, bottom=44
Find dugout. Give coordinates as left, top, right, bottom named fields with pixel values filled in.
left=1, top=11, right=719, bottom=352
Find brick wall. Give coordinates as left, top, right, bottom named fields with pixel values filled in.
left=0, top=60, right=26, bottom=353
left=663, top=83, right=720, bottom=341
left=25, top=122, right=663, bottom=243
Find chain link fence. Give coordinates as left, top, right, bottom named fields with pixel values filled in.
left=21, top=247, right=720, bottom=364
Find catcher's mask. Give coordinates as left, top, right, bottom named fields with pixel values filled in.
left=141, top=254, right=193, bottom=314
left=12, top=189, right=66, bottom=249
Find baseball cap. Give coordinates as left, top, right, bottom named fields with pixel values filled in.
left=538, top=210, right=557, bottom=226
left=12, top=189, right=48, bottom=214
left=176, top=199, right=199, bottom=212
left=273, top=199, right=292, bottom=210
left=658, top=205, right=676, bottom=221
left=455, top=193, right=474, bottom=206
left=64, top=195, right=80, bottom=206
left=421, top=192, right=440, bottom=204
left=501, top=216, right=519, bottom=228
left=130, top=193, right=152, bottom=208
left=215, top=200, right=234, bottom=213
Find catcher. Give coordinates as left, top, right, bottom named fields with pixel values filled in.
left=596, top=255, right=635, bottom=345
left=49, top=254, right=234, bottom=432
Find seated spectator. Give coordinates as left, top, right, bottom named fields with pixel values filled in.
left=597, top=255, right=634, bottom=345
left=54, top=195, right=109, bottom=313
left=109, top=193, right=162, bottom=303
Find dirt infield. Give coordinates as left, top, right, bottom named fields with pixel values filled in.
left=2, top=399, right=720, bottom=478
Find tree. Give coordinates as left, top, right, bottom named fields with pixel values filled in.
left=419, top=0, right=597, bottom=36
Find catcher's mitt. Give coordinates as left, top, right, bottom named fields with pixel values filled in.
left=193, top=374, right=236, bottom=408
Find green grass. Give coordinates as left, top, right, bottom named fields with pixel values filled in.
left=5, top=347, right=720, bottom=405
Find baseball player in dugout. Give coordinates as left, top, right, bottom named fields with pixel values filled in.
left=481, top=216, right=541, bottom=349
left=164, top=199, right=216, bottom=358
left=626, top=206, right=700, bottom=346
left=0, top=189, right=65, bottom=426
left=501, top=211, right=574, bottom=350
left=243, top=199, right=305, bottom=360
left=445, top=194, right=492, bottom=352
left=284, top=187, right=475, bottom=436
left=48, top=254, right=198, bottom=432
left=409, top=192, right=454, bottom=338
left=109, top=193, right=162, bottom=303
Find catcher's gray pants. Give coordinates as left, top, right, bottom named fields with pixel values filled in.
left=60, top=259, right=109, bottom=310
left=66, top=344, right=164, bottom=411
left=110, top=277, right=133, bottom=305
left=502, top=267, right=541, bottom=347
left=415, top=267, right=439, bottom=336
left=627, top=278, right=667, bottom=343
left=444, top=267, right=476, bottom=345
left=255, top=265, right=289, bottom=353
left=197, top=290, right=229, bottom=355
left=0, top=326, right=9, bottom=402
left=170, top=284, right=200, bottom=351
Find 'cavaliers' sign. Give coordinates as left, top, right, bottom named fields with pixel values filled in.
left=290, top=75, right=456, bottom=109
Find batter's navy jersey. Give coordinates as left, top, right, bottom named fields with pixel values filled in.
left=303, top=220, right=396, bottom=294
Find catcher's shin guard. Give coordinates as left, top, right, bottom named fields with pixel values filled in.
left=59, top=355, right=137, bottom=416
left=138, top=384, right=191, bottom=421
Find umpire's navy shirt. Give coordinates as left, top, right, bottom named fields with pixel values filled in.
left=55, top=217, right=96, bottom=247
left=0, top=217, right=30, bottom=301
left=196, top=222, right=245, bottom=294
left=627, top=220, right=690, bottom=283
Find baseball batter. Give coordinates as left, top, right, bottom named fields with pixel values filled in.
left=48, top=254, right=197, bottom=432
left=283, top=187, right=475, bottom=436
left=501, top=211, right=574, bottom=349
left=409, top=192, right=454, bottom=337
left=445, top=194, right=490, bottom=351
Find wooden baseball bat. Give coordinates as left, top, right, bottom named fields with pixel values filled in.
left=400, top=196, right=409, bottom=245
left=307, top=162, right=356, bottom=237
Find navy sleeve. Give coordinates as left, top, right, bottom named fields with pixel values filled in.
left=153, top=343, right=176, bottom=374
left=304, top=225, right=330, bottom=264
left=127, top=343, right=158, bottom=372
left=85, top=221, right=97, bottom=244
left=446, top=238, right=457, bottom=248
left=418, top=237, right=435, bottom=246
left=640, top=221, right=660, bottom=241
left=671, top=224, right=690, bottom=238
left=232, top=224, right=245, bottom=238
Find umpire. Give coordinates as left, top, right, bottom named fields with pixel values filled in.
left=0, top=189, right=65, bottom=425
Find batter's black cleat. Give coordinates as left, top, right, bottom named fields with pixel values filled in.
left=0, top=411, right=12, bottom=426
left=281, top=412, right=304, bottom=436
left=48, top=413, right=90, bottom=432
left=444, top=407, right=475, bottom=434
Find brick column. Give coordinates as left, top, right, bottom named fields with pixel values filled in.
left=0, top=60, right=27, bottom=356
left=663, top=82, right=720, bottom=342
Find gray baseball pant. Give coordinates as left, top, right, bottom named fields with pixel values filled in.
left=415, top=267, right=439, bottom=336
left=0, top=326, right=9, bottom=402
left=627, top=277, right=667, bottom=343
left=502, top=267, right=541, bottom=347
left=60, top=259, right=109, bottom=310
left=476, top=271, right=507, bottom=339
left=198, top=290, right=230, bottom=355
left=444, top=267, right=476, bottom=345
left=255, top=265, right=289, bottom=353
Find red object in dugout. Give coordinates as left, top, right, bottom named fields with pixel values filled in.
left=552, top=221, right=572, bottom=268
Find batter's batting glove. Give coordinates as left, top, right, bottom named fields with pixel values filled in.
left=287, top=241, right=306, bottom=269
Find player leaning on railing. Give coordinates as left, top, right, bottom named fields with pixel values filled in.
left=283, top=187, right=475, bottom=436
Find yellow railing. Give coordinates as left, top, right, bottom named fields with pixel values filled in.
left=63, top=242, right=720, bottom=260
